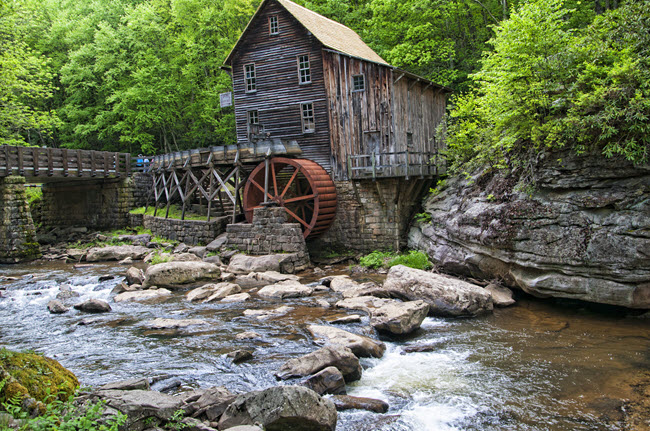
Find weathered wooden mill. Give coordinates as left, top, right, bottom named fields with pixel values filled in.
left=148, top=0, right=450, bottom=251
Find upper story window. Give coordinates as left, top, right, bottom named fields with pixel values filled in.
left=269, top=15, right=279, bottom=35
left=301, top=102, right=315, bottom=133
left=353, top=74, right=365, bottom=92
left=244, top=64, right=256, bottom=92
left=248, top=110, right=259, bottom=125
left=297, top=55, right=311, bottom=84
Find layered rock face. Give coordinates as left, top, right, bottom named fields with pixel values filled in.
left=409, top=150, right=650, bottom=308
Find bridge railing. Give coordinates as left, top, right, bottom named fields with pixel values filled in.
left=0, top=145, right=132, bottom=179
left=347, top=150, right=445, bottom=180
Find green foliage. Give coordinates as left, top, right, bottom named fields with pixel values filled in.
left=414, top=212, right=431, bottom=224
left=164, top=409, right=188, bottom=430
left=24, top=187, right=42, bottom=207
left=359, top=250, right=431, bottom=270
left=149, top=251, right=172, bottom=265
left=428, top=178, right=447, bottom=196
left=130, top=205, right=209, bottom=221
left=444, top=0, right=650, bottom=172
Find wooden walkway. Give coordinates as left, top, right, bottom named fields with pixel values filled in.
left=0, top=145, right=132, bottom=182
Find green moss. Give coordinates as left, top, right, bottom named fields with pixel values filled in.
left=0, top=349, right=79, bottom=404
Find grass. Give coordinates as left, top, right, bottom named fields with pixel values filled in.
left=149, top=251, right=172, bottom=265
left=66, top=227, right=178, bottom=250
left=130, top=205, right=209, bottom=221
left=359, top=250, right=432, bottom=270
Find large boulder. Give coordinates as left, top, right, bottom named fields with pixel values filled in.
left=257, top=281, right=313, bottom=300
left=74, top=299, right=112, bottom=313
left=485, top=283, right=516, bottom=307
left=335, top=296, right=393, bottom=314
left=235, top=271, right=300, bottom=289
left=383, top=265, right=493, bottom=317
left=370, top=300, right=429, bottom=334
left=86, top=245, right=151, bottom=262
left=113, top=289, right=172, bottom=303
left=301, top=366, right=346, bottom=396
left=408, top=150, right=650, bottom=308
left=125, top=267, right=145, bottom=285
left=330, top=395, right=389, bottom=413
left=184, top=386, right=237, bottom=422
left=226, top=254, right=300, bottom=274
left=47, top=299, right=69, bottom=314
left=275, top=345, right=362, bottom=382
left=217, top=386, right=337, bottom=431
left=186, top=283, right=241, bottom=303
left=143, top=261, right=220, bottom=288
left=307, top=325, right=385, bottom=358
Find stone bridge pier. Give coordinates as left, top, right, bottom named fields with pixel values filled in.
left=0, top=176, right=41, bottom=263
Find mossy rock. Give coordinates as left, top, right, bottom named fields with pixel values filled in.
left=0, top=348, right=78, bottom=404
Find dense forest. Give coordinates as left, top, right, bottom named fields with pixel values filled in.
left=1, top=0, right=647, bottom=167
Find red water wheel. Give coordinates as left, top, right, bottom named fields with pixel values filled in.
left=243, top=157, right=337, bottom=238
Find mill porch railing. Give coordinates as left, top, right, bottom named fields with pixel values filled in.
left=347, top=151, right=444, bottom=180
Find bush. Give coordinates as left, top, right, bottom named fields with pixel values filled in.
left=359, top=250, right=432, bottom=270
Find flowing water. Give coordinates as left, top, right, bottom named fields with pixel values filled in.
left=1, top=260, right=649, bottom=430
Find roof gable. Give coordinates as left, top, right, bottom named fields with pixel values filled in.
left=224, top=0, right=387, bottom=66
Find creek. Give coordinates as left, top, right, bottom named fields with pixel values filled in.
left=0, top=260, right=648, bottom=430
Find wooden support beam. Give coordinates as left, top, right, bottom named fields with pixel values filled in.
left=33, top=148, right=39, bottom=176
left=17, top=147, right=24, bottom=176
left=62, top=149, right=69, bottom=177
left=47, top=149, right=54, bottom=176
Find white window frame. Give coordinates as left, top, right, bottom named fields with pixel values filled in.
left=244, top=63, right=256, bottom=93
left=301, top=102, right=315, bottom=133
left=297, top=55, right=311, bottom=84
left=352, top=74, right=365, bottom=92
left=269, top=15, right=279, bottom=35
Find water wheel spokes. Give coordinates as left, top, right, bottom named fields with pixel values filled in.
left=243, top=157, right=337, bottom=238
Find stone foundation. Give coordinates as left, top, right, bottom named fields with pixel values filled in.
left=142, top=214, right=229, bottom=245
left=40, top=178, right=134, bottom=229
left=0, top=176, right=41, bottom=263
left=226, top=206, right=309, bottom=267
left=315, top=178, right=433, bottom=252
left=132, top=173, right=152, bottom=208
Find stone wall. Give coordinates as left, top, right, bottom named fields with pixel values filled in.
left=408, top=150, right=650, bottom=309
left=226, top=206, right=310, bottom=269
left=314, top=178, right=433, bottom=253
left=141, top=214, right=228, bottom=245
left=132, top=173, right=152, bottom=208
left=0, top=176, right=41, bottom=263
left=40, top=178, right=134, bottom=229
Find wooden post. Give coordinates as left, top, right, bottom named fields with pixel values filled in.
left=103, top=152, right=109, bottom=177
left=91, top=151, right=96, bottom=177
left=17, top=147, right=24, bottom=176
left=206, top=166, right=214, bottom=222
left=4, top=146, right=11, bottom=175
left=47, top=149, right=54, bottom=176
left=232, top=166, right=240, bottom=224
left=371, top=151, right=376, bottom=181
left=347, top=155, right=352, bottom=180
left=32, top=148, right=39, bottom=176
left=114, top=153, right=120, bottom=177
left=405, top=149, right=410, bottom=181
left=125, top=153, right=131, bottom=176
left=77, top=150, right=83, bottom=176
left=62, top=149, right=69, bottom=176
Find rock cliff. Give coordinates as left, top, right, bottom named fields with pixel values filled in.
left=408, top=150, right=650, bottom=308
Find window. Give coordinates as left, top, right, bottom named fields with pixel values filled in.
left=248, top=110, right=259, bottom=125
left=353, top=74, right=365, bottom=91
left=301, top=103, right=315, bottom=133
left=244, top=64, right=256, bottom=92
left=297, top=55, right=311, bottom=84
left=269, top=15, right=279, bottom=35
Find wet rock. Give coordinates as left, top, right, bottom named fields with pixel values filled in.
left=74, top=299, right=112, bottom=313
left=227, top=254, right=297, bottom=274
left=203, top=256, right=222, bottom=265
left=307, top=325, right=385, bottom=358
left=235, top=271, right=300, bottom=289
left=186, top=283, right=241, bottom=303
left=218, top=386, right=337, bottom=431
left=383, top=265, right=493, bottom=317
left=328, top=276, right=361, bottom=294
left=47, top=299, right=68, bottom=314
left=189, top=247, right=208, bottom=259
left=181, top=417, right=219, bottom=431
left=154, top=379, right=182, bottom=393
left=370, top=300, right=429, bottom=335
left=184, top=386, right=237, bottom=421
left=221, top=293, right=251, bottom=303
left=143, top=318, right=209, bottom=330
left=243, top=306, right=293, bottom=320
left=56, top=289, right=80, bottom=301
left=119, top=257, right=134, bottom=265
left=301, top=366, right=346, bottom=396
left=275, top=345, right=362, bottom=382
left=117, top=234, right=152, bottom=246
left=126, top=267, right=145, bottom=285
left=400, top=343, right=438, bottom=354
left=328, top=315, right=362, bottom=324
left=335, top=296, right=393, bottom=314
left=173, top=253, right=203, bottom=262
left=114, top=289, right=172, bottom=303
left=143, top=261, right=220, bottom=288
left=235, top=331, right=261, bottom=340
left=485, top=283, right=516, bottom=307
left=65, top=248, right=86, bottom=262
left=220, top=426, right=262, bottom=431
left=85, top=389, right=184, bottom=431
left=98, top=275, right=115, bottom=282
left=314, top=298, right=331, bottom=308
left=206, top=234, right=228, bottom=252
left=86, top=245, right=151, bottom=262
left=98, top=378, right=150, bottom=391
left=112, top=282, right=135, bottom=295
left=227, top=350, right=254, bottom=363
left=175, top=243, right=190, bottom=253
left=330, top=395, right=389, bottom=413
left=257, top=281, right=313, bottom=300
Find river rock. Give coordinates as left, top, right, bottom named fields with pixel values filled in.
left=221, top=426, right=263, bottom=431
left=65, top=248, right=86, bottom=262
left=186, top=283, right=241, bottom=303
left=307, top=325, right=385, bottom=358
left=73, top=299, right=112, bottom=313
left=370, top=300, right=430, bottom=334
left=143, top=261, right=220, bottom=288
left=117, top=234, right=152, bottom=246
left=485, top=283, right=516, bottom=307
left=335, top=296, right=393, bottom=314
left=86, top=245, right=151, bottom=262
left=203, top=255, right=222, bottom=265
left=189, top=246, right=208, bottom=259
left=235, top=331, right=261, bottom=340
left=47, top=299, right=68, bottom=314
left=56, top=289, right=80, bottom=301
left=227, top=350, right=254, bottom=363
left=235, top=271, right=300, bottom=289
left=257, top=281, right=313, bottom=299
left=86, top=389, right=184, bottom=431
left=206, top=234, right=228, bottom=252
left=275, top=345, right=362, bottom=382
left=217, top=386, right=337, bottom=431
left=114, top=288, right=172, bottom=303
left=185, top=386, right=237, bottom=421
left=221, top=293, right=251, bottom=303
left=98, top=378, right=150, bottom=391
left=126, top=267, right=145, bottom=285
left=243, top=305, right=293, bottom=320
left=301, top=366, right=346, bottom=395
left=408, top=150, right=650, bottom=308
left=328, top=314, right=363, bottom=324
left=383, top=265, right=493, bottom=317
left=143, top=318, right=209, bottom=330
left=330, top=395, right=389, bottom=413
left=226, top=254, right=299, bottom=274
left=172, top=252, right=203, bottom=262
left=175, top=243, right=190, bottom=253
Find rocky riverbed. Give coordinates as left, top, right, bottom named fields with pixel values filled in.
left=1, top=243, right=649, bottom=430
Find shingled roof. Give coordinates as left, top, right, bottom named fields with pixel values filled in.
left=224, top=0, right=388, bottom=66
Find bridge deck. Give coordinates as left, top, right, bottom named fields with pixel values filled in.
left=0, top=145, right=131, bottom=183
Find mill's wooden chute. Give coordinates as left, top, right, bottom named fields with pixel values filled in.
left=242, top=157, right=337, bottom=238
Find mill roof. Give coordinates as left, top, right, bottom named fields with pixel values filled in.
left=224, top=0, right=388, bottom=66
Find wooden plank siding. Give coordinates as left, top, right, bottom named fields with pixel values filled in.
left=230, top=1, right=332, bottom=172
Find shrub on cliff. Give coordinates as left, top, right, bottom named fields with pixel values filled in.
left=444, top=0, right=650, bottom=173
